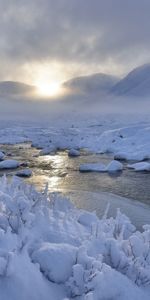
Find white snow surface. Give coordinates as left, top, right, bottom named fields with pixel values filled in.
left=0, top=176, right=149, bottom=299
left=0, top=117, right=149, bottom=163
left=98, top=125, right=150, bottom=161
left=31, top=243, right=77, bottom=283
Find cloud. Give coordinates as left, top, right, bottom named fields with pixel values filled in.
left=0, top=0, right=150, bottom=82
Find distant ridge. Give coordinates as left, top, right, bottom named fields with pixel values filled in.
left=1, top=64, right=150, bottom=100
left=111, top=64, right=150, bottom=97
left=0, top=81, right=36, bottom=96
left=63, top=73, right=119, bottom=95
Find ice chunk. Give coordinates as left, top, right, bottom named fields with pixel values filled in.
left=79, top=161, right=123, bottom=173
left=0, top=151, right=5, bottom=161
left=106, top=160, right=123, bottom=172
left=0, top=160, right=20, bottom=169
left=79, top=163, right=106, bottom=172
left=127, top=162, right=150, bottom=171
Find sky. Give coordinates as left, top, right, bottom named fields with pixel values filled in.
left=1, top=0, right=150, bottom=87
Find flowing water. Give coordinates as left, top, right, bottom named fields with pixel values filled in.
left=1, top=143, right=150, bottom=229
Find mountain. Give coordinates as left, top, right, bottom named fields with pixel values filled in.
left=0, top=81, right=36, bottom=96
left=111, top=64, right=150, bottom=97
left=63, top=73, right=119, bottom=95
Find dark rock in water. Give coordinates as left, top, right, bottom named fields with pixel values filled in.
left=7, top=152, right=13, bottom=157
left=20, top=162, right=28, bottom=167
left=68, top=149, right=80, bottom=157
left=16, top=169, right=32, bottom=177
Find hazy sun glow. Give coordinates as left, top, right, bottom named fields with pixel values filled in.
left=37, top=81, right=62, bottom=97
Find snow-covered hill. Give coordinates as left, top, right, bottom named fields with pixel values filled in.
left=63, top=73, right=119, bottom=95
left=111, top=64, right=150, bottom=97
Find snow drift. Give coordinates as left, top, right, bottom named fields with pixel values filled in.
left=0, top=176, right=149, bottom=299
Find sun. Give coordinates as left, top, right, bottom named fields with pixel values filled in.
left=36, top=81, right=61, bottom=97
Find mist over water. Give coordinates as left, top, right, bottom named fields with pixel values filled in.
left=0, top=91, right=149, bottom=125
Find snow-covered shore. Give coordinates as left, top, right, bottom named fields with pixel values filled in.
left=0, top=117, right=149, bottom=162
left=0, top=176, right=149, bottom=300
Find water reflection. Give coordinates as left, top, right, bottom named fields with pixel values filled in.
left=1, top=143, right=150, bottom=228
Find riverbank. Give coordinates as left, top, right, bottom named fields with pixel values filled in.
left=0, top=176, right=149, bottom=300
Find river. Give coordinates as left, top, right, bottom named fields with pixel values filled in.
left=1, top=143, right=150, bottom=229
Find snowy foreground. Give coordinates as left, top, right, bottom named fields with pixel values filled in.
left=0, top=176, right=149, bottom=300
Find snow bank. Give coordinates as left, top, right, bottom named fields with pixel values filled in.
left=114, top=151, right=148, bottom=161
left=0, top=159, right=20, bottom=169
left=98, top=125, right=150, bottom=161
left=0, top=176, right=149, bottom=299
left=0, top=120, right=149, bottom=164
